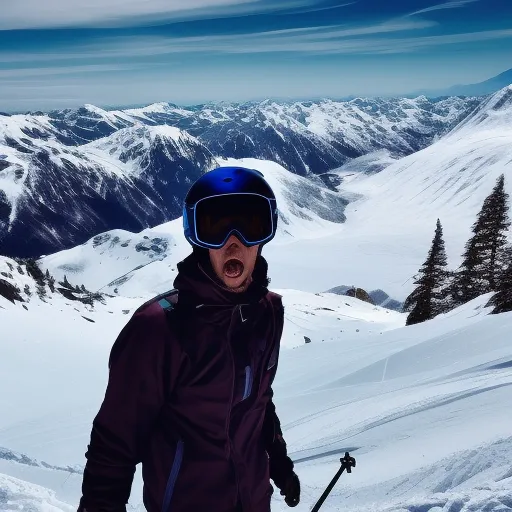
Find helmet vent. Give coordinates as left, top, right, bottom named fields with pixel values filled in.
left=223, top=177, right=233, bottom=182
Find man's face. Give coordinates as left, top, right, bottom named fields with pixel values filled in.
left=208, top=235, right=260, bottom=292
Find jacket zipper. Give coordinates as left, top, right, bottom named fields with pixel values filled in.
left=162, top=439, right=184, bottom=512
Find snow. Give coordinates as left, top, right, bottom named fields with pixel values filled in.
left=330, top=150, right=398, bottom=177
left=0, top=472, right=75, bottom=512
left=267, top=295, right=512, bottom=512
left=123, top=103, right=195, bottom=118
left=83, top=123, right=212, bottom=178
left=40, top=158, right=350, bottom=294
left=0, top=112, right=138, bottom=226
left=2, top=87, right=512, bottom=511
left=40, top=223, right=188, bottom=294
left=252, top=96, right=475, bottom=154
left=2, top=272, right=512, bottom=511
left=38, top=82, right=512, bottom=334
left=265, top=87, right=512, bottom=300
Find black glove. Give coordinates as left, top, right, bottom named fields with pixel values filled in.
left=279, top=472, right=300, bottom=507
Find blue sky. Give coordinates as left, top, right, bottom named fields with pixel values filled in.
left=0, top=0, right=511, bottom=111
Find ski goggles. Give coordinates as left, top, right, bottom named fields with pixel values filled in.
left=184, top=193, right=278, bottom=249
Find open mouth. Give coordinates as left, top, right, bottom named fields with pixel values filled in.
left=223, top=258, right=244, bottom=279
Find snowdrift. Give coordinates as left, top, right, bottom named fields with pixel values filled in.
left=1, top=291, right=511, bottom=512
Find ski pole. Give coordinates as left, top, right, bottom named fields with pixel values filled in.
left=310, top=452, right=356, bottom=512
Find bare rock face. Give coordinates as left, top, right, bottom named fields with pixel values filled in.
left=345, top=287, right=375, bottom=305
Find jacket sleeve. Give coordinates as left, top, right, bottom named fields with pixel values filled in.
left=263, top=390, right=295, bottom=488
left=262, top=298, right=294, bottom=488
left=78, top=307, right=169, bottom=512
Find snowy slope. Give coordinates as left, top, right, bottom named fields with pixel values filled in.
left=1, top=282, right=512, bottom=511
left=38, top=81, right=512, bottom=300
left=260, top=85, right=512, bottom=300
left=0, top=275, right=402, bottom=508
left=2, top=87, right=512, bottom=512
left=0, top=473, right=75, bottom=512
left=270, top=295, right=512, bottom=512
left=3, top=118, right=512, bottom=510
left=40, top=158, right=352, bottom=294
left=333, top=85, right=512, bottom=289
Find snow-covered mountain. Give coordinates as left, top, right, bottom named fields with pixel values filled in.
left=40, top=158, right=352, bottom=295
left=0, top=93, right=485, bottom=259
left=338, top=84, right=512, bottom=274
left=6, top=95, right=481, bottom=177
left=65, top=96, right=482, bottom=175
left=181, top=97, right=482, bottom=176
left=0, top=118, right=216, bottom=258
left=36, top=81, right=512, bottom=301
left=254, top=84, right=512, bottom=300
left=2, top=87, right=512, bottom=512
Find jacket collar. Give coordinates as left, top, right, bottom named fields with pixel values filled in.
left=173, top=251, right=270, bottom=308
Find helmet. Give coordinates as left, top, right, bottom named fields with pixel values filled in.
left=183, top=166, right=278, bottom=249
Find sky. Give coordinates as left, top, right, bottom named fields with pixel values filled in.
left=0, top=0, right=511, bottom=112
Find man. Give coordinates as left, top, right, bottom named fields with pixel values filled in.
left=78, top=166, right=300, bottom=512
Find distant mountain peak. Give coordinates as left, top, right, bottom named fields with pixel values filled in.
left=418, top=67, right=512, bottom=98
left=450, top=84, right=512, bottom=133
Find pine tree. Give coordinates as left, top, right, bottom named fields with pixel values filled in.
left=489, top=248, right=512, bottom=314
left=451, top=174, right=510, bottom=306
left=45, top=269, right=56, bottom=293
left=404, top=219, right=451, bottom=326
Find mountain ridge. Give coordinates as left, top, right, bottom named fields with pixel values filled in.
left=0, top=120, right=217, bottom=258
left=416, top=68, right=512, bottom=98
left=3, top=95, right=482, bottom=177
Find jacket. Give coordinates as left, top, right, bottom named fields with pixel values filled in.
left=78, top=253, right=294, bottom=512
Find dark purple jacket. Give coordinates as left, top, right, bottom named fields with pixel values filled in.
left=78, top=254, right=293, bottom=512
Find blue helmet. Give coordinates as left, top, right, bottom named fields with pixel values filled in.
left=183, top=166, right=278, bottom=249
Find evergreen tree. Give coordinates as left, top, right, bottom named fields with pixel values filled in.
left=489, top=247, right=512, bottom=314
left=45, top=269, right=56, bottom=293
left=36, top=283, right=47, bottom=301
left=451, top=174, right=510, bottom=306
left=24, top=258, right=45, bottom=286
left=404, top=219, right=451, bottom=325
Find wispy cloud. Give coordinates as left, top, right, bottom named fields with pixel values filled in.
left=2, top=21, right=510, bottom=68
left=0, top=19, right=436, bottom=63
left=0, top=64, right=137, bottom=80
left=0, top=0, right=309, bottom=30
left=276, top=1, right=356, bottom=15
left=4, top=21, right=510, bottom=62
left=75, top=25, right=512, bottom=57
left=408, top=0, right=480, bottom=17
